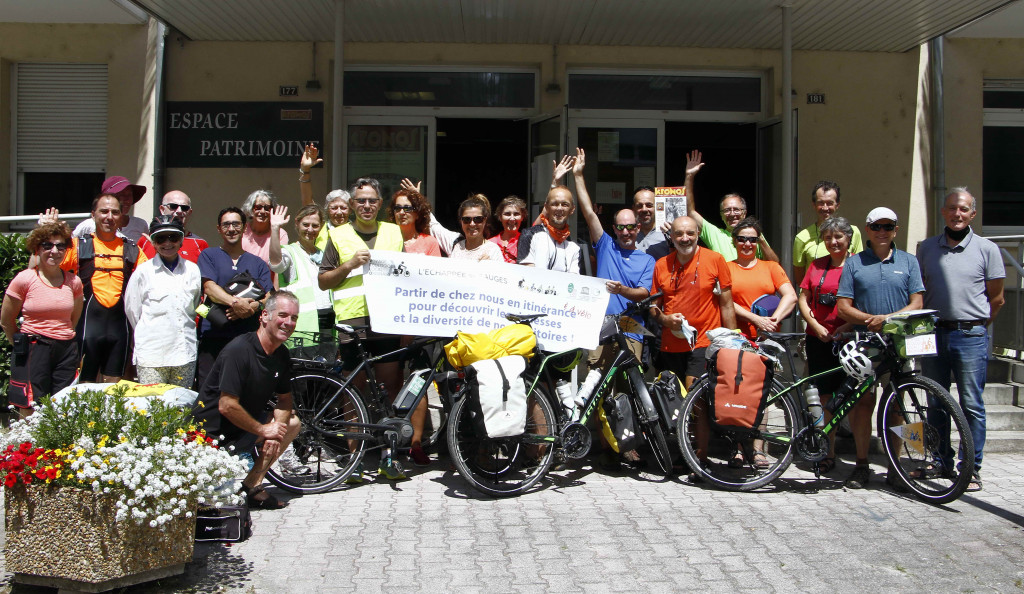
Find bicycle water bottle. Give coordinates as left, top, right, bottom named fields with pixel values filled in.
left=555, top=379, right=575, bottom=415
left=824, top=377, right=859, bottom=413
left=804, top=385, right=825, bottom=429
left=575, top=369, right=603, bottom=408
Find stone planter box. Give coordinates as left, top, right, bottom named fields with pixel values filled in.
left=4, top=484, right=195, bottom=592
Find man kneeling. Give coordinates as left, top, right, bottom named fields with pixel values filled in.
left=191, top=290, right=301, bottom=509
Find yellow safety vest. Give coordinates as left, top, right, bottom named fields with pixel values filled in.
left=327, top=222, right=404, bottom=321
left=279, top=242, right=324, bottom=338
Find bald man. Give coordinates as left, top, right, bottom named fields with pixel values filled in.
left=137, top=190, right=209, bottom=263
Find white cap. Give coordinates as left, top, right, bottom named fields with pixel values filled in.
left=866, top=207, right=898, bottom=224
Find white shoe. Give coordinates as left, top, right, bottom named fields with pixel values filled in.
left=278, top=445, right=311, bottom=475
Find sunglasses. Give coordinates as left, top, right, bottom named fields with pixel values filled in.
left=40, top=241, right=68, bottom=252
left=613, top=224, right=638, bottom=231
left=461, top=216, right=485, bottom=225
left=868, top=223, right=896, bottom=231
left=153, top=234, right=182, bottom=244
left=393, top=205, right=416, bottom=212
left=251, top=204, right=272, bottom=212
left=355, top=198, right=381, bottom=205
left=163, top=203, right=191, bottom=212
left=734, top=236, right=758, bottom=244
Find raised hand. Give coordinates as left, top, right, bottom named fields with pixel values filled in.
left=270, top=205, right=290, bottom=228
left=685, top=149, right=704, bottom=177
left=552, top=154, right=575, bottom=184
left=400, top=178, right=422, bottom=193
left=37, top=207, right=60, bottom=225
left=572, top=147, right=586, bottom=176
left=300, top=143, right=322, bottom=173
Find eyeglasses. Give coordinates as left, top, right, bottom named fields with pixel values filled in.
left=393, top=205, right=416, bottom=212
left=461, top=216, right=485, bottom=225
left=868, top=223, right=896, bottom=232
left=40, top=241, right=67, bottom=252
left=251, top=204, right=272, bottom=212
left=219, top=221, right=243, bottom=229
left=162, top=203, right=191, bottom=212
left=721, top=207, right=746, bottom=214
left=153, top=234, right=182, bottom=244
left=355, top=198, right=381, bottom=205
left=613, top=224, right=638, bottom=231
left=734, top=236, right=758, bottom=244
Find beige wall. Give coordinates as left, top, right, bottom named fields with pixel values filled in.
left=0, top=22, right=153, bottom=221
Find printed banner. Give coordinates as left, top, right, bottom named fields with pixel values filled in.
left=363, top=251, right=610, bottom=350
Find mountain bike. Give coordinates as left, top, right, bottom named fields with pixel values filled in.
left=261, top=327, right=463, bottom=494
left=676, top=311, right=974, bottom=504
left=447, top=292, right=679, bottom=497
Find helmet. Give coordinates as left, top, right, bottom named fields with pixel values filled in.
left=839, top=340, right=874, bottom=380
left=549, top=348, right=584, bottom=373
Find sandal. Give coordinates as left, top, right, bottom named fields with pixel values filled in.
left=966, top=473, right=983, bottom=492
left=752, top=451, right=770, bottom=470
left=240, top=484, right=287, bottom=510
left=728, top=451, right=745, bottom=469
left=814, top=457, right=836, bottom=475
left=909, top=463, right=954, bottom=480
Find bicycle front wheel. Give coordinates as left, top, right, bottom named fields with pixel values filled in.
left=677, top=378, right=797, bottom=491
left=447, top=384, right=557, bottom=497
left=880, top=375, right=974, bottom=505
left=264, top=373, right=369, bottom=495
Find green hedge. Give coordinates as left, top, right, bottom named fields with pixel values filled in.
left=0, top=234, right=31, bottom=395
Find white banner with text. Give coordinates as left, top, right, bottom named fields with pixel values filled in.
left=363, top=250, right=610, bottom=350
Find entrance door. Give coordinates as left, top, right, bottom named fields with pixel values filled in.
left=343, top=116, right=435, bottom=206
left=529, top=112, right=564, bottom=220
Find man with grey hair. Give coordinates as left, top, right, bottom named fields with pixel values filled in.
left=298, top=144, right=350, bottom=249
left=917, top=187, right=1005, bottom=492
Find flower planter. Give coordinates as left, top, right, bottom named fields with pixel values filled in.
left=5, top=483, right=196, bottom=592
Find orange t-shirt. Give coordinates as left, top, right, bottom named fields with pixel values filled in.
left=727, top=259, right=791, bottom=338
left=61, top=236, right=148, bottom=308
left=651, top=247, right=732, bottom=352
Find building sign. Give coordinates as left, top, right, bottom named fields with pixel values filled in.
left=166, top=101, right=323, bottom=168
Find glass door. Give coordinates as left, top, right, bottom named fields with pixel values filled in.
left=529, top=112, right=564, bottom=220
left=343, top=116, right=436, bottom=206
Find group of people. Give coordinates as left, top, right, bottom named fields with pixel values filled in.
left=0, top=143, right=1005, bottom=507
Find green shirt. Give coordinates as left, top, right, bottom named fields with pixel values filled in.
left=699, top=219, right=768, bottom=262
left=792, top=222, right=864, bottom=269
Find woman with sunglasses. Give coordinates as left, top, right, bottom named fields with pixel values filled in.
left=488, top=195, right=528, bottom=264
left=450, top=195, right=503, bottom=261
left=390, top=189, right=441, bottom=256
left=796, top=215, right=855, bottom=474
left=1, top=221, right=83, bottom=416
left=241, top=189, right=289, bottom=271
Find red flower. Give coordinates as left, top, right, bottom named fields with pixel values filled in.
left=25, top=455, right=38, bottom=468
left=18, top=442, right=32, bottom=455
left=45, top=468, right=57, bottom=480
left=3, top=474, right=16, bottom=488
left=22, top=472, right=32, bottom=485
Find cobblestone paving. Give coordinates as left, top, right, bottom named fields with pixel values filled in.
left=3, top=453, right=1024, bottom=593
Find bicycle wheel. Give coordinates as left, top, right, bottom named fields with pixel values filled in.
left=447, top=384, right=557, bottom=497
left=879, top=375, right=974, bottom=505
left=677, top=378, right=797, bottom=491
left=264, top=373, right=369, bottom=495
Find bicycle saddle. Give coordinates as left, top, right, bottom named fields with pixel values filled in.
left=505, top=313, right=547, bottom=324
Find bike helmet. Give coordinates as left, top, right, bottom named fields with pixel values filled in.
left=839, top=340, right=874, bottom=380
left=549, top=348, right=584, bottom=373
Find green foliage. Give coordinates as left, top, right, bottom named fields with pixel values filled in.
left=0, top=233, right=30, bottom=396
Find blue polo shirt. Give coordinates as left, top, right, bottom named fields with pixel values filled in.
left=594, top=233, right=655, bottom=341
left=837, top=242, right=924, bottom=328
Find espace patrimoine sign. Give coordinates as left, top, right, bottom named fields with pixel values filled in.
left=166, top=102, right=324, bottom=168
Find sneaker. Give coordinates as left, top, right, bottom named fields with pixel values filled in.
left=378, top=458, right=408, bottom=481
left=345, top=464, right=366, bottom=485
left=409, top=445, right=431, bottom=467
left=277, top=445, right=311, bottom=476
left=845, top=465, right=871, bottom=489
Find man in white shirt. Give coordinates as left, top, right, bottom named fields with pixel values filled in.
left=517, top=185, right=581, bottom=273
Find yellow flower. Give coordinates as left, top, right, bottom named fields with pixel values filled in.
left=87, top=421, right=95, bottom=429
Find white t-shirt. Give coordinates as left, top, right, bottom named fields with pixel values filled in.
left=450, top=239, right=503, bottom=262
left=520, top=229, right=581, bottom=274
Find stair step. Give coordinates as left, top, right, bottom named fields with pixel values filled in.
left=979, top=430, right=1024, bottom=453
left=951, top=382, right=1020, bottom=406
left=982, top=404, right=1024, bottom=431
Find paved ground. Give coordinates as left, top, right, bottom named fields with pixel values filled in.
left=3, top=451, right=1024, bottom=593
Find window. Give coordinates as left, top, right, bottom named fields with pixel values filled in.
left=569, top=72, right=762, bottom=113
left=344, top=70, right=535, bottom=109
left=982, top=82, right=1024, bottom=229
left=14, top=63, right=108, bottom=216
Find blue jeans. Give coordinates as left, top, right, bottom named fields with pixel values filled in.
left=920, top=325, right=988, bottom=474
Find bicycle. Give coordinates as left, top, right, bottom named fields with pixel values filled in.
left=676, top=311, right=975, bottom=504
left=446, top=292, right=679, bottom=497
left=261, top=326, right=463, bottom=494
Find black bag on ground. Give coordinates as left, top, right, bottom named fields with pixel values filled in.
left=195, top=505, right=252, bottom=543
left=599, top=392, right=637, bottom=453
left=649, top=370, right=684, bottom=431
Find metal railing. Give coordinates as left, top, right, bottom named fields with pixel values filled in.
left=985, top=234, right=1024, bottom=357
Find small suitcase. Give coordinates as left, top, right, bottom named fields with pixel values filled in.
left=195, top=505, right=252, bottom=543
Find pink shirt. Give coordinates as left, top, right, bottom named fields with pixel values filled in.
left=489, top=233, right=520, bottom=264
left=242, top=227, right=289, bottom=265
left=404, top=234, right=442, bottom=256
left=6, top=269, right=83, bottom=340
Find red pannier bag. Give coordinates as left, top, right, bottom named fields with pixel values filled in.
left=709, top=348, right=773, bottom=430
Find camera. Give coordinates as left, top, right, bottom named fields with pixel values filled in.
left=817, top=292, right=838, bottom=307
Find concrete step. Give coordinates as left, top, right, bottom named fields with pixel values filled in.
left=979, top=430, right=1024, bottom=454
left=950, top=382, right=1019, bottom=406
left=983, top=404, right=1024, bottom=431
left=987, top=356, right=1024, bottom=384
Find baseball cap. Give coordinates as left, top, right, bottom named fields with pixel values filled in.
left=101, top=176, right=147, bottom=204
left=865, top=207, right=898, bottom=224
left=149, top=215, right=185, bottom=237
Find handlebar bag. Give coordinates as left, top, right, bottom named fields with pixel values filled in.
left=709, top=348, right=773, bottom=431
left=465, top=355, right=529, bottom=438
left=598, top=392, right=637, bottom=454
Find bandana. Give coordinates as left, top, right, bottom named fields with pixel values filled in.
left=945, top=226, right=970, bottom=242
left=540, top=214, right=570, bottom=244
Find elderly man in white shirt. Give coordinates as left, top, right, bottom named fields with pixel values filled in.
left=124, top=216, right=203, bottom=387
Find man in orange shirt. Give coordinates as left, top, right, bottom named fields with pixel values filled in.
left=649, top=216, right=737, bottom=389
left=59, top=194, right=148, bottom=382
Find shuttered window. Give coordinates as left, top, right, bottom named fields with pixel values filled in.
left=15, top=63, right=108, bottom=215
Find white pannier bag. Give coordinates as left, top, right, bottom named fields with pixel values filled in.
left=465, top=355, right=529, bottom=438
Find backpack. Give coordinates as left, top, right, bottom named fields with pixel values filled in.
left=465, top=355, right=529, bottom=438
left=77, top=234, right=140, bottom=301
left=708, top=348, right=773, bottom=431
left=649, top=371, right=685, bottom=432
left=599, top=392, right=637, bottom=453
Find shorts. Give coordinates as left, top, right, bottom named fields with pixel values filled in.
left=78, top=296, right=130, bottom=380
left=804, top=336, right=844, bottom=395
left=337, top=316, right=401, bottom=371
left=657, top=347, right=708, bottom=382
left=6, top=334, right=79, bottom=408
left=137, top=361, right=197, bottom=388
